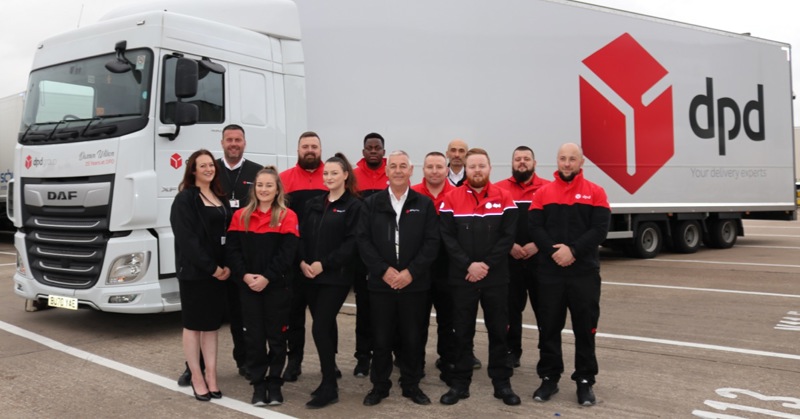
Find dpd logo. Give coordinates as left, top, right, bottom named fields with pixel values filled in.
left=25, top=155, right=32, bottom=169
left=580, top=33, right=674, bottom=194
left=170, top=153, right=183, bottom=169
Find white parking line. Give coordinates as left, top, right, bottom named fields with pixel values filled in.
left=341, top=303, right=800, bottom=361
left=0, top=320, right=294, bottom=419
left=736, top=245, right=800, bottom=250
left=746, top=234, right=800, bottom=238
left=0, top=251, right=17, bottom=256
left=603, top=281, right=800, bottom=299
left=646, top=258, right=800, bottom=269
left=0, top=263, right=15, bottom=267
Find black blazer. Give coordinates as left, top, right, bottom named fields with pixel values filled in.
left=170, top=186, right=231, bottom=281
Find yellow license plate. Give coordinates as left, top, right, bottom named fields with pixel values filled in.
left=48, top=295, right=78, bottom=310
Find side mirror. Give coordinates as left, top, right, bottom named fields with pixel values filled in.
left=174, top=58, right=198, bottom=98
left=174, top=102, right=198, bottom=126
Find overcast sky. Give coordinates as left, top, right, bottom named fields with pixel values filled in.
left=2, top=0, right=798, bottom=123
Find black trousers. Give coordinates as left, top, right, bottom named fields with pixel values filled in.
left=450, top=284, right=513, bottom=390
left=536, top=271, right=601, bottom=385
left=239, top=285, right=290, bottom=387
left=308, top=283, right=350, bottom=388
left=287, top=274, right=338, bottom=364
left=353, top=261, right=372, bottom=361
left=370, top=290, right=429, bottom=391
left=507, top=258, right=539, bottom=358
left=424, top=277, right=455, bottom=364
left=223, top=279, right=247, bottom=368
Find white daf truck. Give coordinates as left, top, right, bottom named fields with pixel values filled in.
left=0, top=92, right=24, bottom=231
left=8, top=0, right=796, bottom=313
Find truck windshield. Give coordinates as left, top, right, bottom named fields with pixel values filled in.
left=20, top=49, right=153, bottom=144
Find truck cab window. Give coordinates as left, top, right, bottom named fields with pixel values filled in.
left=161, top=55, right=224, bottom=124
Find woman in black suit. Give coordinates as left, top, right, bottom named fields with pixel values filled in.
left=170, top=149, right=231, bottom=401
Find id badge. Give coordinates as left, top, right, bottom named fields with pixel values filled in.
left=221, top=236, right=226, bottom=245
left=229, top=199, right=240, bottom=208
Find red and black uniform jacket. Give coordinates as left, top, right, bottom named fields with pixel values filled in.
left=354, top=158, right=388, bottom=198
left=298, top=190, right=364, bottom=287
left=495, top=174, right=550, bottom=246
left=226, top=208, right=300, bottom=289
left=357, top=188, right=440, bottom=293
left=280, top=162, right=326, bottom=221
left=412, top=180, right=455, bottom=280
left=529, top=170, right=611, bottom=276
left=439, top=182, right=518, bottom=288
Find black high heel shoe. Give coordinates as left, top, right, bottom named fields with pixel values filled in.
left=209, top=390, right=222, bottom=399
left=191, top=382, right=211, bottom=402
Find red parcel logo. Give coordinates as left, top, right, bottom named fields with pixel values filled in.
left=580, top=33, right=674, bottom=194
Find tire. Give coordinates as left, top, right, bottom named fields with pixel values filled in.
left=705, top=219, right=738, bottom=249
left=626, top=221, right=662, bottom=258
left=671, top=220, right=702, bottom=253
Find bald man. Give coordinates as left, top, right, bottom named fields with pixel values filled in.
left=445, top=139, right=468, bottom=187
left=528, top=143, right=610, bottom=407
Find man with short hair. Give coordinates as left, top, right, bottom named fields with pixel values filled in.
left=529, top=143, right=610, bottom=407
left=177, top=123, right=261, bottom=386
left=280, top=131, right=329, bottom=383
left=351, top=132, right=389, bottom=377
left=494, top=146, right=550, bottom=368
left=358, top=150, right=440, bottom=407
left=438, top=148, right=521, bottom=407
left=445, top=139, right=468, bottom=187
left=411, top=152, right=456, bottom=384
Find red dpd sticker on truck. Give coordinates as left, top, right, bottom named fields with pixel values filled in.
left=579, top=33, right=674, bottom=194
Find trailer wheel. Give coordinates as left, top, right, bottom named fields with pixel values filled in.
left=705, top=219, right=738, bottom=249
left=671, top=220, right=702, bottom=253
left=627, top=222, right=662, bottom=258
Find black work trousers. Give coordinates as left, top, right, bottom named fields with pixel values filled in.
left=424, top=276, right=455, bottom=364
left=370, top=290, right=429, bottom=391
left=450, top=283, right=513, bottom=390
left=353, top=261, right=372, bottom=361
left=536, top=271, right=601, bottom=385
left=224, top=279, right=247, bottom=368
left=239, top=285, right=290, bottom=387
left=506, top=258, right=539, bottom=358
left=307, top=283, right=350, bottom=389
left=287, top=274, right=338, bottom=365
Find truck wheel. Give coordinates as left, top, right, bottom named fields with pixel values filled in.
left=671, top=220, right=702, bottom=253
left=705, top=219, right=738, bottom=249
left=627, top=222, right=662, bottom=258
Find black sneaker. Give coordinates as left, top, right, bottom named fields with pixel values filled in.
left=471, top=355, right=482, bottom=370
left=353, top=358, right=370, bottom=377
left=267, top=387, right=284, bottom=406
left=509, top=352, right=521, bottom=368
left=252, top=383, right=268, bottom=407
left=577, top=379, right=596, bottom=406
left=533, top=377, right=559, bottom=402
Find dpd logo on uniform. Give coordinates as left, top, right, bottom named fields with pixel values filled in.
left=579, top=33, right=674, bottom=194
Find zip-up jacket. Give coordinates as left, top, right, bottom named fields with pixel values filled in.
left=354, top=158, right=388, bottom=198
left=411, top=180, right=455, bottom=279
left=439, top=182, right=518, bottom=288
left=298, top=190, right=364, bottom=286
left=280, top=162, right=326, bottom=221
left=529, top=170, right=610, bottom=275
left=171, top=186, right=231, bottom=281
left=357, top=188, right=440, bottom=293
left=226, top=207, right=300, bottom=289
left=495, top=174, right=550, bottom=245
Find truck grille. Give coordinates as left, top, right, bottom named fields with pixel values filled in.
left=21, top=175, right=114, bottom=290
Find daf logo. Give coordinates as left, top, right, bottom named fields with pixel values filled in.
left=48, top=191, right=78, bottom=200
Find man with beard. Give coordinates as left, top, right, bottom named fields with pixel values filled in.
left=528, top=143, right=610, bottom=407
left=438, top=148, right=521, bottom=407
left=177, top=124, right=261, bottom=386
left=351, top=132, right=389, bottom=377
left=495, top=146, right=550, bottom=369
left=446, top=139, right=468, bottom=187
left=279, top=131, right=329, bottom=382
left=411, top=152, right=456, bottom=385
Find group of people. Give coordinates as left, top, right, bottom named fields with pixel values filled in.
left=170, top=124, right=611, bottom=410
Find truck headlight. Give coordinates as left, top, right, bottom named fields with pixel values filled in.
left=107, top=252, right=150, bottom=284
left=16, top=253, right=27, bottom=276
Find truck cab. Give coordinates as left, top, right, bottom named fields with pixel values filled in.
left=10, top=0, right=305, bottom=312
